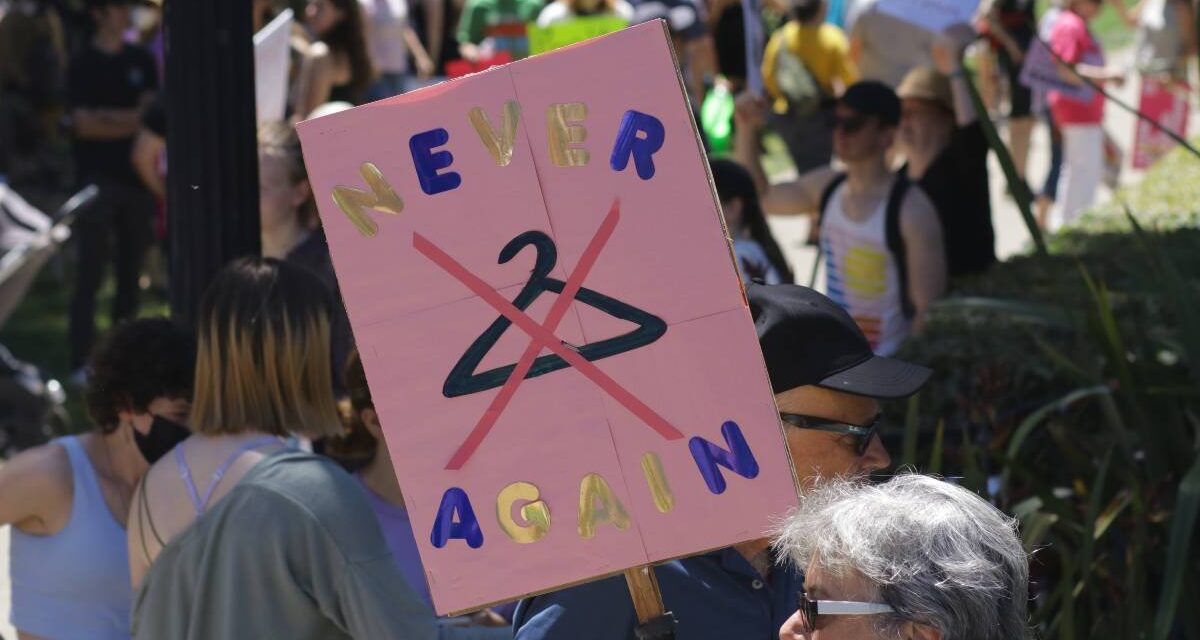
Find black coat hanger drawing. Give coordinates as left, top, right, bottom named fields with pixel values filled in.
left=443, top=230, right=667, bottom=398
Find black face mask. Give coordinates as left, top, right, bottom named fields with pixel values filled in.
left=133, top=414, right=191, bottom=464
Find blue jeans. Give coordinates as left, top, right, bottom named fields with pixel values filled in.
left=366, top=72, right=407, bottom=102
left=1041, top=109, right=1063, bottom=200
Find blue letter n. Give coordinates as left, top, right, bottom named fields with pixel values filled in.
left=689, top=421, right=760, bottom=495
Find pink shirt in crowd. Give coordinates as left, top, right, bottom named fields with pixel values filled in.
left=1048, top=9, right=1106, bottom=126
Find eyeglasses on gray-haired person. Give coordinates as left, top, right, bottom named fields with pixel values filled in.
left=772, top=474, right=1031, bottom=640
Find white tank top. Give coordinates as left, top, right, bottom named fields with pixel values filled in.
left=821, top=179, right=911, bottom=356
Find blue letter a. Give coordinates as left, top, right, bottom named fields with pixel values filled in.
left=430, top=487, right=484, bottom=548
left=689, top=421, right=760, bottom=495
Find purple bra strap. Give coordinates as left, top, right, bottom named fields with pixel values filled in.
left=174, top=436, right=283, bottom=516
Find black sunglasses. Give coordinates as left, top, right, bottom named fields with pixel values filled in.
left=832, top=114, right=870, bottom=134
left=778, top=412, right=881, bottom=456
left=796, top=589, right=894, bottom=631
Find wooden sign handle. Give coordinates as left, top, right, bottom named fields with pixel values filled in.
left=625, top=565, right=677, bottom=640
left=624, top=565, right=665, bottom=622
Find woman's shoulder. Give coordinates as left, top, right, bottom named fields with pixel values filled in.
left=0, top=439, right=74, bottom=531
left=3, top=439, right=73, bottom=495
left=232, top=453, right=387, bottom=547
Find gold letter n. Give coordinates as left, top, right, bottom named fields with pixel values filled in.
left=331, top=163, right=405, bottom=238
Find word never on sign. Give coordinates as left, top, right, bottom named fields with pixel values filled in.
left=332, top=103, right=667, bottom=238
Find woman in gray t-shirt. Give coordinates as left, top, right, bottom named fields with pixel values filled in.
left=129, top=257, right=436, bottom=640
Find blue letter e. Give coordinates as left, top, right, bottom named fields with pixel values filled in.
left=689, top=421, right=760, bottom=495
left=609, top=110, right=665, bottom=180
left=410, top=128, right=463, bottom=195
left=430, top=487, right=483, bottom=549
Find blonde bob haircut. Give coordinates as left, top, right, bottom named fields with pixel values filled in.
left=191, top=257, right=342, bottom=438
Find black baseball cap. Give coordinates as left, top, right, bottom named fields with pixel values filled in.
left=748, top=283, right=931, bottom=399
left=838, top=81, right=901, bottom=127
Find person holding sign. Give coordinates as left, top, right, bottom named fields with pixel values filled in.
left=1046, top=0, right=1125, bottom=230
left=513, top=283, right=931, bottom=640
left=735, top=82, right=946, bottom=356
left=774, top=475, right=1030, bottom=640
left=129, top=258, right=436, bottom=640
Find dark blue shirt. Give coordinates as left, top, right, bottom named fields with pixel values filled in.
left=513, top=547, right=803, bottom=640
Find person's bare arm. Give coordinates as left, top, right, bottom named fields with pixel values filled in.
left=982, top=0, right=1024, bottom=62
left=757, top=167, right=839, bottom=216
left=292, top=44, right=335, bottom=120
left=459, top=40, right=481, bottom=62
left=0, top=444, right=70, bottom=534
left=848, top=21, right=864, bottom=67
left=73, top=107, right=142, bottom=140
left=934, top=24, right=979, bottom=127
left=1056, top=59, right=1125, bottom=85
left=899, top=186, right=946, bottom=333
left=403, top=25, right=436, bottom=79
left=1177, top=0, right=1197, bottom=57
left=131, top=128, right=166, bottom=201
left=731, top=92, right=836, bottom=216
left=422, top=0, right=445, bottom=68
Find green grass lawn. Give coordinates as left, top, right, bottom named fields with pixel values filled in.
left=0, top=260, right=169, bottom=433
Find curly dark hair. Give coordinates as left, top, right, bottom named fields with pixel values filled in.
left=85, top=318, right=196, bottom=433
left=324, top=349, right=379, bottom=471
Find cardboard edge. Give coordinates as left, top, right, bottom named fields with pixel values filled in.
left=656, top=19, right=804, bottom=500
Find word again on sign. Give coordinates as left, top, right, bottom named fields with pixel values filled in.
left=430, top=420, right=762, bottom=549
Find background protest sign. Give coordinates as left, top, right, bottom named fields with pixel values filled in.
left=1018, top=38, right=1094, bottom=102
left=253, top=9, right=293, bottom=125
left=527, top=16, right=628, bottom=55
left=1132, top=78, right=1189, bottom=169
left=875, top=0, right=979, bottom=34
left=297, top=22, right=798, bottom=615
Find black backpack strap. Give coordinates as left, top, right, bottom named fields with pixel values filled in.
left=809, top=172, right=847, bottom=287
left=817, top=172, right=848, bottom=232
left=885, top=173, right=915, bottom=319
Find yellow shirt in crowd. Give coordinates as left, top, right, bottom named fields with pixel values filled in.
left=762, top=21, right=859, bottom=114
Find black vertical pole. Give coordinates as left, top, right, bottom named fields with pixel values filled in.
left=163, top=0, right=260, bottom=323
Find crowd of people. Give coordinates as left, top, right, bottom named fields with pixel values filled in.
left=0, top=0, right=1194, bottom=637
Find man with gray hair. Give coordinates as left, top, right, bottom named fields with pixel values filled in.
left=774, top=474, right=1030, bottom=640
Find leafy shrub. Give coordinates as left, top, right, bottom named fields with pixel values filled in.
left=891, top=220, right=1200, bottom=639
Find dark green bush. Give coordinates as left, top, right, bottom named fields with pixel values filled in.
left=891, top=222, right=1200, bottom=639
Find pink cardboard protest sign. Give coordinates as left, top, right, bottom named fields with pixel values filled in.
left=296, top=21, right=798, bottom=615
left=1132, top=78, right=1189, bottom=170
